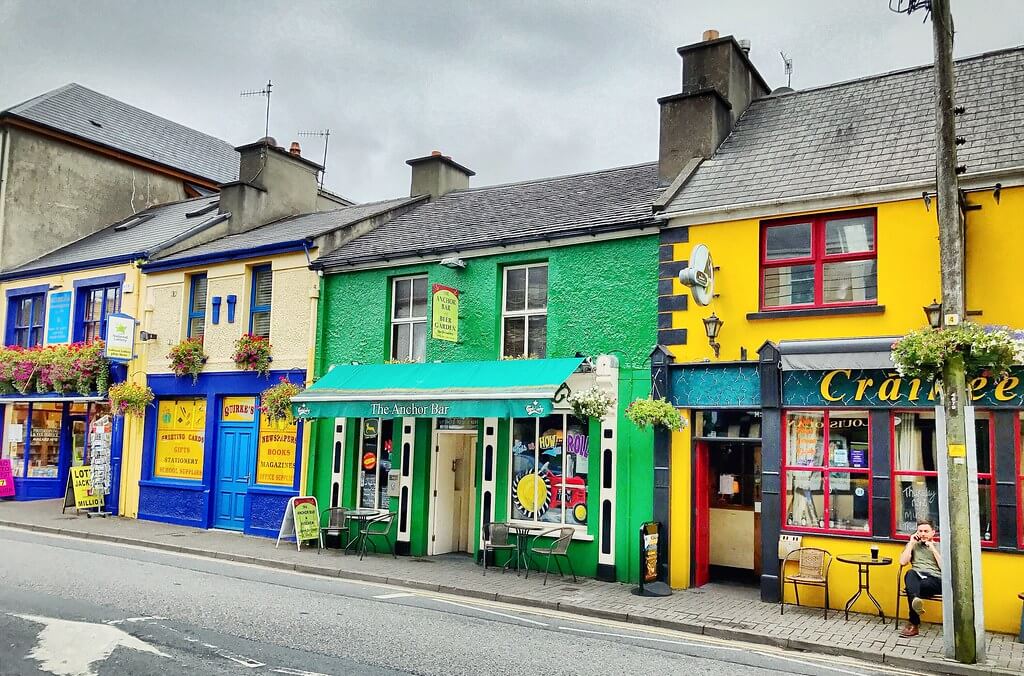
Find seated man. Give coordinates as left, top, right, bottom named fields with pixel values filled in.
left=899, top=519, right=942, bottom=638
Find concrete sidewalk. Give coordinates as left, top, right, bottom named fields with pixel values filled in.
left=1, top=500, right=1020, bottom=675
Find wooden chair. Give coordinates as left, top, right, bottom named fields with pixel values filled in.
left=318, top=507, right=349, bottom=555
left=780, top=547, right=832, bottom=619
left=482, top=522, right=518, bottom=575
left=895, top=562, right=942, bottom=629
left=528, top=527, right=577, bottom=585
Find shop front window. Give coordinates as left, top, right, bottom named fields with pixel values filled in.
left=26, top=403, right=63, bottom=478
left=359, top=418, right=393, bottom=510
left=1019, top=413, right=1024, bottom=548
left=892, top=410, right=995, bottom=544
left=510, top=414, right=588, bottom=527
left=502, top=264, right=547, bottom=359
left=783, top=410, right=871, bottom=533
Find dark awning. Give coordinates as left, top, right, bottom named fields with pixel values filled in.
left=778, top=336, right=900, bottom=371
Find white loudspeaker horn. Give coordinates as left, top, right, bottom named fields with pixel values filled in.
left=678, top=244, right=714, bottom=306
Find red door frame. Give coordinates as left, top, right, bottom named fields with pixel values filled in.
left=694, top=441, right=710, bottom=587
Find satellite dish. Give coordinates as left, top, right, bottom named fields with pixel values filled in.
left=678, top=244, right=714, bottom=306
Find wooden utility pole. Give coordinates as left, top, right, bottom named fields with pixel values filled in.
left=930, top=0, right=977, bottom=663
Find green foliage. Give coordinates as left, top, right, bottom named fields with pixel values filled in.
left=168, top=338, right=208, bottom=383
left=261, top=378, right=303, bottom=422
left=233, top=333, right=273, bottom=376
left=625, top=397, right=685, bottom=432
left=0, top=340, right=109, bottom=395
left=567, top=386, right=615, bottom=421
left=108, top=381, right=154, bottom=418
left=891, top=323, right=1023, bottom=381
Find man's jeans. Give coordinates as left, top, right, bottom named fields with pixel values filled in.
left=905, top=569, right=942, bottom=625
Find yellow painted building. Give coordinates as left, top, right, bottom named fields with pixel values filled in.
left=653, top=45, right=1024, bottom=634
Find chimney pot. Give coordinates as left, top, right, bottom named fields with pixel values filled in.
left=289, top=141, right=301, bottom=156
left=431, top=150, right=443, bottom=157
left=702, top=29, right=719, bottom=41
left=738, top=38, right=751, bottom=54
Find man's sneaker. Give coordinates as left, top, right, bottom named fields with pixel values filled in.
left=911, top=597, right=925, bottom=615
left=900, top=623, right=920, bottom=638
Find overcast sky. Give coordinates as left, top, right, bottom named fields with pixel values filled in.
left=1, top=1, right=1022, bottom=202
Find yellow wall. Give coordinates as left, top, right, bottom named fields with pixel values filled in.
left=669, top=410, right=693, bottom=589
left=0, top=262, right=147, bottom=517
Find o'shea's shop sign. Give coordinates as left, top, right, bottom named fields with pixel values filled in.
left=431, top=284, right=459, bottom=342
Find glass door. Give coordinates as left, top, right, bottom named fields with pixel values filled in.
left=68, top=416, right=87, bottom=467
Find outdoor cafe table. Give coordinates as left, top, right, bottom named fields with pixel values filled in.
left=508, top=523, right=545, bottom=574
left=344, top=508, right=382, bottom=554
left=836, top=553, right=893, bottom=622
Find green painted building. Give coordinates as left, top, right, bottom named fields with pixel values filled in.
left=296, top=155, right=661, bottom=582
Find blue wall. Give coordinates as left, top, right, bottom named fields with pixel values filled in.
left=137, top=369, right=305, bottom=536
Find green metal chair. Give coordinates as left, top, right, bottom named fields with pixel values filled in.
left=528, top=527, right=576, bottom=585
left=358, top=512, right=396, bottom=560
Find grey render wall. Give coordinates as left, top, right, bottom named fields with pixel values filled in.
left=0, top=125, right=188, bottom=270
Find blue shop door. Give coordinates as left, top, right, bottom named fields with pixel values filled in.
left=213, top=426, right=256, bottom=530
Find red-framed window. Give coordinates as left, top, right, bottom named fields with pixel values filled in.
left=782, top=410, right=872, bottom=535
left=1017, top=413, right=1023, bottom=549
left=760, top=211, right=877, bottom=310
left=891, top=410, right=996, bottom=546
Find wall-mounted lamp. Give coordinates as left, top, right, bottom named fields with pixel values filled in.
left=923, top=299, right=942, bottom=329
left=48, top=284, right=63, bottom=291
left=440, top=256, right=466, bottom=269
left=702, top=312, right=723, bottom=358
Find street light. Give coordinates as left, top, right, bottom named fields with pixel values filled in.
left=703, top=312, right=723, bottom=358
left=923, top=299, right=942, bottom=328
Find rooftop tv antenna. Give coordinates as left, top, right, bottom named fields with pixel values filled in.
left=888, top=0, right=932, bottom=21
left=298, top=129, right=331, bottom=190
left=241, top=79, right=273, bottom=140
left=779, top=52, right=793, bottom=88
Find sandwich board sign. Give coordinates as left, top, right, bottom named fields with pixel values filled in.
left=62, top=466, right=100, bottom=513
left=276, top=496, right=320, bottom=551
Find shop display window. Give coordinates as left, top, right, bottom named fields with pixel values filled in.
left=1019, top=413, right=1023, bottom=548
left=510, top=414, right=588, bottom=527
left=783, top=410, right=871, bottom=534
left=6, top=404, right=30, bottom=477
left=358, top=418, right=393, bottom=510
left=761, top=212, right=877, bottom=310
left=501, top=264, right=547, bottom=359
left=390, top=276, right=427, bottom=362
left=891, top=410, right=995, bottom=544
left=23, top=403, right=63, bottom=478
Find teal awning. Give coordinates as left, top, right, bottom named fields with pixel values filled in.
left=292, top=358, right=584, bottom=419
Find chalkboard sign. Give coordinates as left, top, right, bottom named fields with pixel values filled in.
left=898, top=480, right=938, bottom=533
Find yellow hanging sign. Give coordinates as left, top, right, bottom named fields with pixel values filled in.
left=431, top=284, right=459, bottom=342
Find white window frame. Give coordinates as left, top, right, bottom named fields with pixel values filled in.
left=508, top=413, right=590, bottom=536
left=390, top=275, right=427, bottom=362
left=500, top=263, right=548, bottom=359
left=357, top=417, right=392, bottom=512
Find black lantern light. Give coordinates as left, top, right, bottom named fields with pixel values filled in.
left=923, top=299, right=942, bottom=329
left=702, top=312, right=723, bottom=358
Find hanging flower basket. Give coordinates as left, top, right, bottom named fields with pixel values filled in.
left=108, top=381, right=154, bottom=418
left=567, top=386, right=615, bottom=422
left=0, top=341, right=108, bottom=396
left=233, top=333, right=273, bottom=376
left=261, top=377, right=303, bottom=422
left=168, top=338, right=208, bottom=383
left=625, top=397, right=686, bottom=432
left=891, top=323, right=1024, bottom=382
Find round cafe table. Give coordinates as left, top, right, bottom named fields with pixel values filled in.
left=344, top=508, right=383, bottom=554
left=508, top=523, right=545, bottom=574
left=837, top=554, right=893, bottom=623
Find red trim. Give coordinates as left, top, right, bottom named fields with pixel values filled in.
left=781, top=409, right=873, bottom=536
left=694, top=442, right=710, bottom=587
left=889, top=410, right=997, bottom=547
left=759, top=209, right=878, bottom=311
left=1016, top=413, right=1023, bottom=549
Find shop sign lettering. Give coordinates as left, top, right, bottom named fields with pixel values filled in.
left=783, top=367, right=1024, bottom=408
left=256, top=413, right=297, bottom=486
left=154, top=399, right=206, bottom=480
left=431, top=284, right=460, bottom=343
left=222, top=397, right=257, bottom=422
left=0, top=459, right=15, bottom=498
left=371, top=402, right=452, bottom=416
left=566, top=432, right=589, bottom=458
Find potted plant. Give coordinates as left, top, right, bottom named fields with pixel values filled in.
left=567, top=386, right=615, bottom=422
left=168, top=337, right=208, bottom=383
left=891, top=323, right=1024, bottom=381
left=625, top=397, right=686, bottom=432
left=233, top=333, right=273, bottom=376
left=261, top=377, right=303, bottom=422
left=108, top=381, right=155, bottom=418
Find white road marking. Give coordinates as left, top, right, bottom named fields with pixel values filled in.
left=216, top=651, right=265, bottom=668
left=373, top=592, right=417, bottom=599
left=271, top=669, right=331, bottom=676
left=13, top=613, right=169, bottom=676
left=433, top=598, right=548, bottom=626
left=560, top=626, right=741, bottom=651
left=105, top=616, right=167, bottom=625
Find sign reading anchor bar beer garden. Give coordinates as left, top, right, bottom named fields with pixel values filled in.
left=294, top=397, right=554, bottom=419
left=784, top=367, right=1024, bottom=408
left=431, top=284, right=459, bottom=342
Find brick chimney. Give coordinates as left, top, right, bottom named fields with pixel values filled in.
left=407, top=150, right=475, bottom=200
left=657, top=30, right=771, bottom=185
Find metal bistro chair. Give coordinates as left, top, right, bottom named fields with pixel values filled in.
left=780, top=547, right=833, bottom=619
left=318, top=507, right=349, bottom=555
left=482, top=522, right=518, bottom=576
left=358, top=512, right=396, bottom=560
left=527, top=527, right=577, bottom=585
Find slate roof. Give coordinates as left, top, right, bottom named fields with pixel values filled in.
left=661, top=46, right=1024, bottom=215
left=1, top=197, right=222, bottom=278
left=2, top=83, right=239, bottom=184
left=316, top=162, right=662, bottom=267
left=150, top=196, right=423, bottom=264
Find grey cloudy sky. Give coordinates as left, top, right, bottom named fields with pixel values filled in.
left=1, top=1, right=1022, bottom=202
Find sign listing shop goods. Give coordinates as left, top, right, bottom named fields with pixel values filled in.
left=222, top=397, right=257, bottom=422
left=103, top=313, right=136, bottom=362
left=276, top=496, right=321, bottom=552
left=431, top=284, right=459, bottom=342
left=154, top=399, right=206, bottom=480
left=784, top=367, right=1024, bottom=408
left=256, top=413, right=297, bottom=486
left=46, top=291, right=73, bottom=344
left=0, top=459, right=15, bottom=498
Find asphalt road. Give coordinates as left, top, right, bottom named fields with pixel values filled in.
left=0, top=527, right=926, bottom=676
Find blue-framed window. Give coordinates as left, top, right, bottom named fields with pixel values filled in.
left=249, top=265, right=272, bottom=338
left=73, top=278, right=122, bottom=343
left=187, top=274, right=208, bottom=340
left=7, top=293, right=45, bottom=347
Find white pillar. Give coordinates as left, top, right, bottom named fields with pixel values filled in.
left=397, top=417, right=417, bottom=545
left=596, top=355, right=619, bottom=574
left=479, top=417, right=500, bottom=552
left=330, top=418, right=346, bottom=507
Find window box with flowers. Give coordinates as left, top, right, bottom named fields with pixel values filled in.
left=168, top=338, right=208, bottom=383
left=233, top=333, right=273, bottom=376
left=108, top=381, right=155, bottom=418
left=0, top=341, right=109, bottom=396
